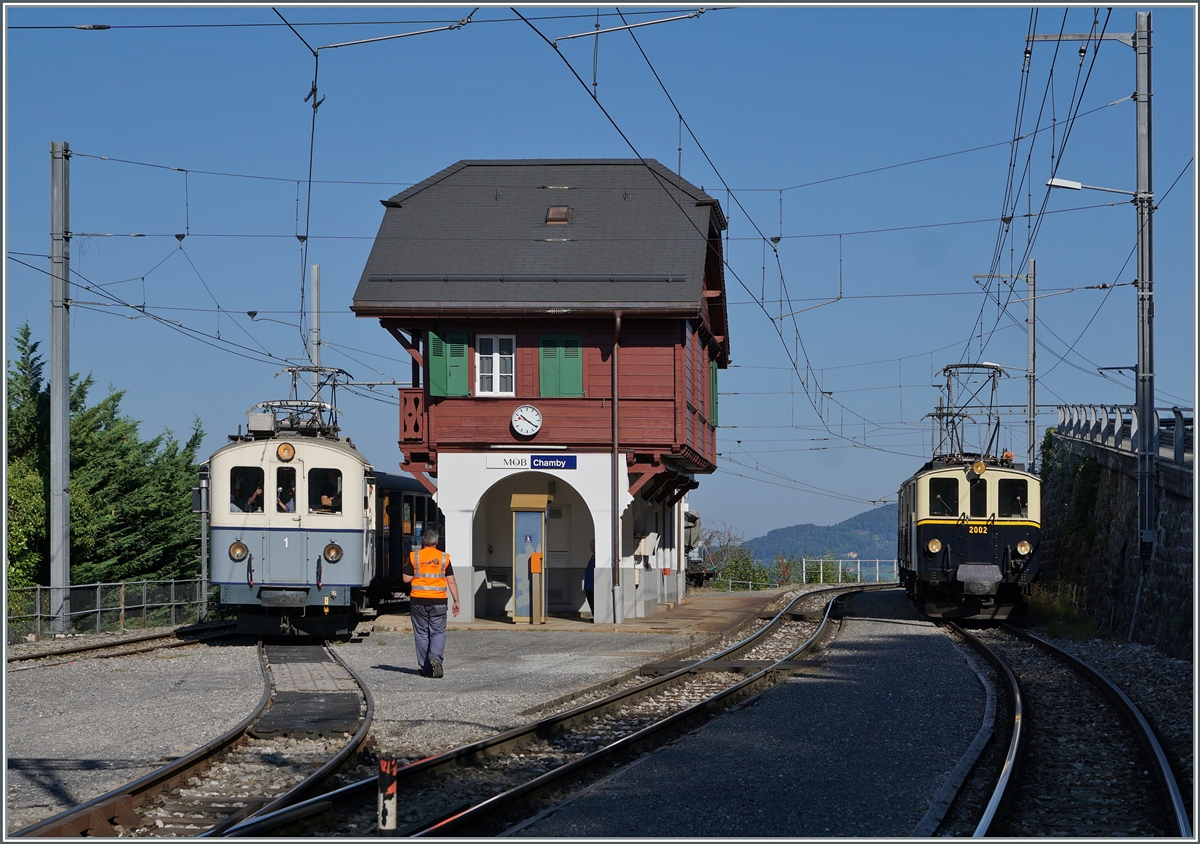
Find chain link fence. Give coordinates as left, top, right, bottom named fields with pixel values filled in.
left=6, top=579, right=218, bottom=645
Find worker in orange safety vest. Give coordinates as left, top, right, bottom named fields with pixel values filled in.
left=403, top=528, right=460, bottom=678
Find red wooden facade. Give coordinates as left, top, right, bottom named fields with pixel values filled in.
left=391, top=317, right=721, bottom=495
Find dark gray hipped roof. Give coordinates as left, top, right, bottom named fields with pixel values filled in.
left=352, top=159, right=728, bottom=324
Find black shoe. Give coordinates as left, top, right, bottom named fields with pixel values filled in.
left=431, top=658, right=443, bottom=678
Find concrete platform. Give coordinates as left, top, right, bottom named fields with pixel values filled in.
left=512, top=589, right=985, bottom=838
left=372, top=587, right=785, bottom=638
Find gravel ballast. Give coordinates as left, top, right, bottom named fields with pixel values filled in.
left=4, top=625, right=695, bottom=835
left=4, top=640, right=263, bottom=833
left=5, top=593, right=1191, bottom=837
left=330, top=626, right=699, bottom=757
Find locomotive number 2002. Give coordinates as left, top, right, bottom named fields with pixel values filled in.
left=968, top=525, right=988, bottom=534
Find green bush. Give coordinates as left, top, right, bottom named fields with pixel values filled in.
left=771, top=553, right=800, bottom=585
left=717, top=548, right=771, bottom=590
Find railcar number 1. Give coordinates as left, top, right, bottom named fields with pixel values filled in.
left=968, top=525, right=988, bottom=534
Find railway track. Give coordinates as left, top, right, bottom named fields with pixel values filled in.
left=11, top=642, right=373, bottom=838
left=946, top=622, right=1190, bottom=838
left=6, top=624, right=238, bottom=670
left=232, top=583, right=885, bottom=837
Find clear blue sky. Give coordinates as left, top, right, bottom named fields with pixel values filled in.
left=4, top=5, right=1195, bottom=540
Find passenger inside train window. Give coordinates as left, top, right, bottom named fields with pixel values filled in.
left=277, top=466, right=296, bottom=513
left=998, top=479, right=1028, bottom=518
left=970, top=478, right=988, bottom=518
left=928, top=477, right=959, bottom=517
left=309, top=468, right=342, bottom=514
left=230, top=467, right=265, bottom=513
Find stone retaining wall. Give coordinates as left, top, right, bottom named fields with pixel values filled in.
left=1039, top=433, right=1193, bottom=659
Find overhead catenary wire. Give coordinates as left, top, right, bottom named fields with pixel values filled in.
left=10, top=7, right=710, bottom=31
left=270, top=5, right=477, bottom=361
left=516, top=8, right=882, bottom=454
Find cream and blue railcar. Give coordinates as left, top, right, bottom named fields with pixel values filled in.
left=897, top=455, right=1041, bottom=620
left=208, top=434, right=376, bottom=636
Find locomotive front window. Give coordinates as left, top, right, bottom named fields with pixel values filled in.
left=309, top=468, right=342, bottom=514
left=999, top=479, right=1028, bottom=518
left=928, top=477, right=959, bottom=517
left=276, top=467, right=296, bottom=513
left=970, top=478, right=988, bottom=518
left=230, top=467, right=265, bottom=513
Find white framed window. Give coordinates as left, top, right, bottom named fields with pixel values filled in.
left=476, top=335, right=515, bottom=395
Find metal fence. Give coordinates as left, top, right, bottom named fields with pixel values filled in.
left=1057, top=404, right=1193, bottom=466
left=5, top=579, right=214, bottom=645
left=711, top=559, right=899, bottom=591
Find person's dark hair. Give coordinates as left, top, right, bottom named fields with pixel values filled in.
left=422, top=528, right=440, bottom=547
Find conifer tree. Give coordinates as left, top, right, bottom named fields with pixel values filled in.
left=5, top=322, right=204, bottom=586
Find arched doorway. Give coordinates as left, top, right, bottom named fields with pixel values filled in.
left=472, top=471, right=596, bottom=622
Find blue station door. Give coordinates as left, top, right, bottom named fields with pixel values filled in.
left=511, top=495, right=549, bottom=624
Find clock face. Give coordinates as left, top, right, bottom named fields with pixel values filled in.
left=511, top=404, right=543, bottom=437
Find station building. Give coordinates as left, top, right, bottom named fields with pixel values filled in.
left=352, top=159, right=729, bottom=623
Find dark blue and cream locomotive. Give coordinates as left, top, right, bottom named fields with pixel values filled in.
left=205, top=398, right=442, bottom=636
left=897, top=453, right=1041, bottom=620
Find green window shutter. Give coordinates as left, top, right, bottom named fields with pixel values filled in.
left=447, top=333, right=469, bottom=396
left=561, top=333, right=583, bottom=397
left=539, top=334, right=561, bottom=397
left=709, top=361, right=719, bottom=427
left=428, top=331, right=448, bottom=397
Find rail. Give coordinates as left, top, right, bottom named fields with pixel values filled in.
left=1056, top=404, right=1193, bottom=466
left=6, top=579, right=219, bottom=645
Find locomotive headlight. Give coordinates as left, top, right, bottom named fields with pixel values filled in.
left=926, top=537, right=943, bottom=555
left=229, top=541, right=249, bottom=562
left=276, top=442, right=296, bottom=462
left=1017, top=540, right=1032, bottom=557
left=971, top=460, right=987, bottom=476
left=323, top=542, right=343, bottom=563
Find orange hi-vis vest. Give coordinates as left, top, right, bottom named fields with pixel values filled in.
left=410, top=548, right=450, bottom=600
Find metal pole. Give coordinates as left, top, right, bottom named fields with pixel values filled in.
left=310, top=264, right=322, bottom=400
left=1134, top=11, right=1156, bottom=565
left=49, top=141, right=71, bottom=634
left=611, top=312, right=623, bottom=623
left=199, top=471, right=209, bottom=622
left=1027, top=258, right=1037, bottom=472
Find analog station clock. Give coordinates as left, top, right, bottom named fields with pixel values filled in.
left=511, top=404, right=543, bottom=437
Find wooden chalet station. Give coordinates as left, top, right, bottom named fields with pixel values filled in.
left=352, top=159, right=729, bottom=623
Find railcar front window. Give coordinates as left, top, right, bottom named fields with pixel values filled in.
left=230, top=467, right=265, bottom=513
left=999, top=479, right=1029, bottom=518
left=970, top=478, right=988, bottom=518
left=309, top=468, right=342, bottom=514
left=928, top=478, right=958, bottom=517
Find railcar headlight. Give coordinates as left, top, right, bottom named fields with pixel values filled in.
left=276, top=442, right=296, bottom=462
left=229, top=541, right=249, bottom=562
left=1017, top=540, right=1032, bottom=557
left=324, top=542, right=343, bottom=563
left=971, top=460, right=987, bottom=476
left=926, top=538, right=943, bottom=555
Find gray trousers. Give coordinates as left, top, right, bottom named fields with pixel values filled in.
left=411, top=602, right=448, bottom=672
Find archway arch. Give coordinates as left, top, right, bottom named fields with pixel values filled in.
left=471, top=471, right=597, bottom=621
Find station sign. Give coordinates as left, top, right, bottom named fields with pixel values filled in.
left=486, top=454, right=577, bottom=470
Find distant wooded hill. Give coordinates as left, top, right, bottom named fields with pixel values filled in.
left=746, top=505, right=898, bottom=561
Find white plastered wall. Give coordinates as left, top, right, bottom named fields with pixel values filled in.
left=434, top=452, right=631, bottom=623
